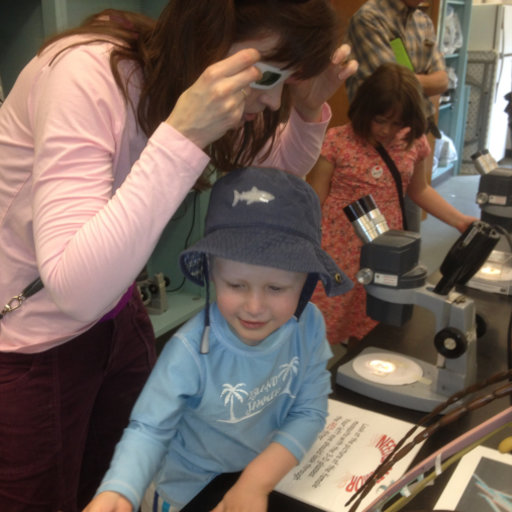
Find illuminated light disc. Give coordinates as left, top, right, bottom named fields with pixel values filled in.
left=480, top=265, right=501, bottom=276
left=352, top=352, right=423, bottom=385
left=473, top=261, right=512, bottom=282
left=367, top=359, right=396, bottom=375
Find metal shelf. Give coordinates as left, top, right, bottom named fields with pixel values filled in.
left=435, top=0, right=473, bottom=178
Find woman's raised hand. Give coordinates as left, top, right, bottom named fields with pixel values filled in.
left=166, top=49, right=261, bottom=149
left=288, top=44, right=358, bottom=122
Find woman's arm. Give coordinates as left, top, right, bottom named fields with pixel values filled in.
left=31, top=44, right=210, bottom=323
left=406, top=159, right=477, bottom=233
left=259, top=45, right=356, bottom=177
left=306, top=155, right=335, bottom=205
left=256, top=104, right=332, bottom=177
left=289, top=44, right=357, bottom=123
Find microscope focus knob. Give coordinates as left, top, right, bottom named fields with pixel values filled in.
left=476, top=192, right=489, bottom=205
left=356, top=268, right=374, bottom=285
left=434, top=327, right=467, bottom=359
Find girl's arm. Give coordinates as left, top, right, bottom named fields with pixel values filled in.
left=306, top=155, right=335, bottom=205
left=406, top=159, right=477, bottom=233
left=211, top=442, right=297, bottom=512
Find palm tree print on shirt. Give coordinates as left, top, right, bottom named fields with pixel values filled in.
left=218, top=357, right=299, bottom=424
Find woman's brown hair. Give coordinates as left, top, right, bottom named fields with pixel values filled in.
left=40, top=0, right=341, bottom=178
left=348, top=62, right=428, bottom=148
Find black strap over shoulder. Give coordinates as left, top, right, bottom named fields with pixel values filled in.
left=374, top=143, right=408, bottom=231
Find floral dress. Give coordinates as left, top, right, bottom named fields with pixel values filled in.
left=311, top=123, right=430, bottom=344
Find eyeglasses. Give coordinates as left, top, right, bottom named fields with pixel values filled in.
left=250, top=62, right=293, bottom=90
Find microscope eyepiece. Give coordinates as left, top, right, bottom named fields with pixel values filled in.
left=359, top=195, right=389, bottom=235
left=359, top=195, right=377, bottom=212
left=344, top=195, right=389, bottom=243
left=343, top=201, right=366, bottom=223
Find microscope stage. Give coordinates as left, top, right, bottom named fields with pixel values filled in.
left=466, top=249, right=512, bottom=295
left=336, top=347, right=455, bottom=413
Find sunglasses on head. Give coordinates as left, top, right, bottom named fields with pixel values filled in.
left=250, top=62, right=294, bottom=90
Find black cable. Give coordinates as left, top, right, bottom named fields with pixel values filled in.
left=492, top=224, right=512, bottom=252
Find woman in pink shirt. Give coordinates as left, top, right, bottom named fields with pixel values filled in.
left=0, top=1, right=356, bottom=510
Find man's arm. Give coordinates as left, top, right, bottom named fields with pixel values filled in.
left=416, top=69, right=449, bottom=97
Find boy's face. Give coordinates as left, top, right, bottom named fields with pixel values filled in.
left=212, top=257, right=307, bottom=346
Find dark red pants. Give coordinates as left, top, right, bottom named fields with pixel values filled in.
left=0, top=289, right=156, bottom=511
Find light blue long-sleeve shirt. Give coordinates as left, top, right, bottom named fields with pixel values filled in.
left=97, top=301, right=332, bottom=510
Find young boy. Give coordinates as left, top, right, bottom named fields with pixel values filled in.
left=84, top=167, right=352, bottom=512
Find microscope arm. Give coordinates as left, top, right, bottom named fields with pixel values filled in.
left=365, top=283, right=477, bottom=395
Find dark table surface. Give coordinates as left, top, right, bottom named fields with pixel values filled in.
left=182, top=283, right=512, bottom=512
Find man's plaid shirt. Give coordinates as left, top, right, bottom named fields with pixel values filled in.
left=346, top=0, right=446, bottom=118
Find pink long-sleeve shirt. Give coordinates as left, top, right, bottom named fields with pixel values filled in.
left=0, top=37, right=331, bottom=353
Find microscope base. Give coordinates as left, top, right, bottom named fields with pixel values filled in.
left=336, top=347, right=458, bottom=413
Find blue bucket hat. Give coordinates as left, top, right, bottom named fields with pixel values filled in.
left=180, top=166, right=353, bottom=352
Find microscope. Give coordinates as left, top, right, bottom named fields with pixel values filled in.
left=465, top=150, right=512, bottom=295
left=336, top=195, right=499, bottom=412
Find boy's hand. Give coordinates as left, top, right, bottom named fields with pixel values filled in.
left=82, top=491, right=133, bottom=512
left=210, top=442, right=297, bottom=512
left=211, top=482, right=269, bottom=512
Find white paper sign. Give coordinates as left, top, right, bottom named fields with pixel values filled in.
left=275, top=399, right=424, bottom=511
